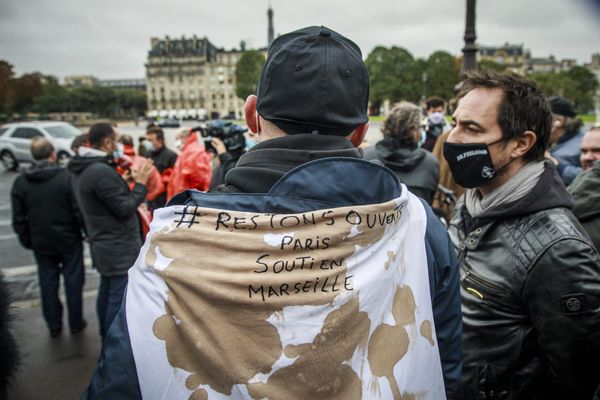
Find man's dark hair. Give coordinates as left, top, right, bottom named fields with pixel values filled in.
left=88, top=122, right=115, bottom=149
left=146, top=127, right=165, bottom=142
left=425, top=96, right=445, bottom=111
left=71, top=133, right=89, bottom=152
left=120, top=134, right=134, bottom=146
left=30, top=137, right=55, bottom=161
left=459, top=70, right=552, bottom=162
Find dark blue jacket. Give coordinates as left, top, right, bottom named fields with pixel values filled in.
left=83, top=156, right=462, bottom=399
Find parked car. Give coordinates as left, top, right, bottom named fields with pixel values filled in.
left=156, top=118, right=180, bottom=128
left=0, top=121, right=81, bottom=170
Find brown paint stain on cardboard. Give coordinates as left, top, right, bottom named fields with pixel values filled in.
left=146, top=200, right=403, bottom=397
left=420, top=320, right=434, bottom=346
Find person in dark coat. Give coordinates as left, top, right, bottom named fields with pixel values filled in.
left=568, top=164, right=600, bottom=251
left=546, top=96, right=585, bottom=185
left=68, top=123, right=153, bottom=337
left=145, top=127, right=177, bottom=208
left=363, top=101, right=440, bottom=204
left=11, top=137, right=87, bottom=337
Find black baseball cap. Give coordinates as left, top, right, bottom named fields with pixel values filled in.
left=256, top=26, right=369, bottom=136
left=549, top=96, right=577, bottom=118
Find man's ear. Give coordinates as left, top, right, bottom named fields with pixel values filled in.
left=244, top=95, right=259, bottom=134
left=348, top=123, right=369, bottom=147
left=512, top=130, right=537, bottom=158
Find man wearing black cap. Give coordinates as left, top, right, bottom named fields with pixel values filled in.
left=546, top=96, right=585, bottom=185
left=82, top=26, right=462, bottom=400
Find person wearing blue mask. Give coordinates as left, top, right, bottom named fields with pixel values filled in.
left=444, top=71, right=600, bottom=399
left=363, top=101, right=440, bottom=205
left=68, top=123, right=154, bottom=337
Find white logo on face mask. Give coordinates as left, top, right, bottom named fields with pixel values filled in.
left=481, top=166, right=495, bottom=178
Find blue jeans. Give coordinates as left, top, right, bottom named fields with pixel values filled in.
left=34, top=244, right=85, bottom=332
left=96, top=274, right=128, bottom=337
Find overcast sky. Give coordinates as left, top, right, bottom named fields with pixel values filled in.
left=0, top=0, right=599, bottom=80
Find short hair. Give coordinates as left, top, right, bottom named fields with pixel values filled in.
left=71, top=133, right=89, bottom=152
left=146, top=127, right=165, bottom=142
left=30, top=137, right=55, bottom=161
left=88, top=122, right=115, bottom=148
left=381, top=101, right=421, bottom=147
left=425, top=96, right=445, bottom=111
left=459, top=70, right=552, bottom=162
left=120, top=134, right=134, bottom=146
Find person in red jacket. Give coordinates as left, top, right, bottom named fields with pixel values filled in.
left=167, top=128, right=212, bottom=201
left=119, top=135, right=164, bottom=203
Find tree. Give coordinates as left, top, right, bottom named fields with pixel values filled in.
left=477, top=59, right=507, bottom=72
left=566, top=66, right=598, bottom=113
left=12, top=73, right=44, bottom=113
left=0, top=60, right=15, bottom=114
left=366, top=46, right=421, bottom=108
left=235, top=50, right=265, bottom=100
left=424, top=51, right=461, bottom=101
left=530, top=67, right=598, bottom=114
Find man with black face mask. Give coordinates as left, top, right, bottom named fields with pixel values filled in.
left=444, top=71, right=600, bottom=400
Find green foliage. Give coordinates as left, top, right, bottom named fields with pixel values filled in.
left=366, top=47, right=460, bottom=110
left=477, top=59, right=507, bottom=72
left=529, top=67, right=598, bottom=114
left=366, top=46, right=420, bottom=107
left=235, top=50, right=265, bottom=100
left=424, top=51, right=461, bottom=100
left=0, top=58, right=147, bottom=118
left=0, top=60, right=15, bottom=113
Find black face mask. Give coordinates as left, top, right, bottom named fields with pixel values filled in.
left=443, top=138, right=510, bottom=188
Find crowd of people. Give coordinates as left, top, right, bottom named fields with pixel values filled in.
left=2, top=25, right=599, bottom=400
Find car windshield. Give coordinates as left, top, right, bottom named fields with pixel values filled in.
left=45, top=125, right=81, bottom=139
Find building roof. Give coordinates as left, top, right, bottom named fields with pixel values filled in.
left=479, top=43, right=524, bottom=57
left=148, top=36, right=219, bottom=58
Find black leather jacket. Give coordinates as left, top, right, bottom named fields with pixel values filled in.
left=449, top=162, right=600, bottom=400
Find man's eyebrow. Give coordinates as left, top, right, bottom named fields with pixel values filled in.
left=454, top=118, right=485, bottom=131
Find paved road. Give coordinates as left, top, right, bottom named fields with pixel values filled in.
left=7, top=295, right=101, bottom=400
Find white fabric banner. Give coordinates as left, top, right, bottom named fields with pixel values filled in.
left=126, top=188, right=445, bottom=400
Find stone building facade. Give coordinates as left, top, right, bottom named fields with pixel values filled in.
left=145, top=35, right=245, bottom=119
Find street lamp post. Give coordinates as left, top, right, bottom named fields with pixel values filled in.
left=461, top=0, right=478, bottom=77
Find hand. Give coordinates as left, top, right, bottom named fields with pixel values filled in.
left=211, top=138, right=227, bottom=155
left=121, top=169, right=132, bottom=182
left=131, top=158, right=154, bottom=185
